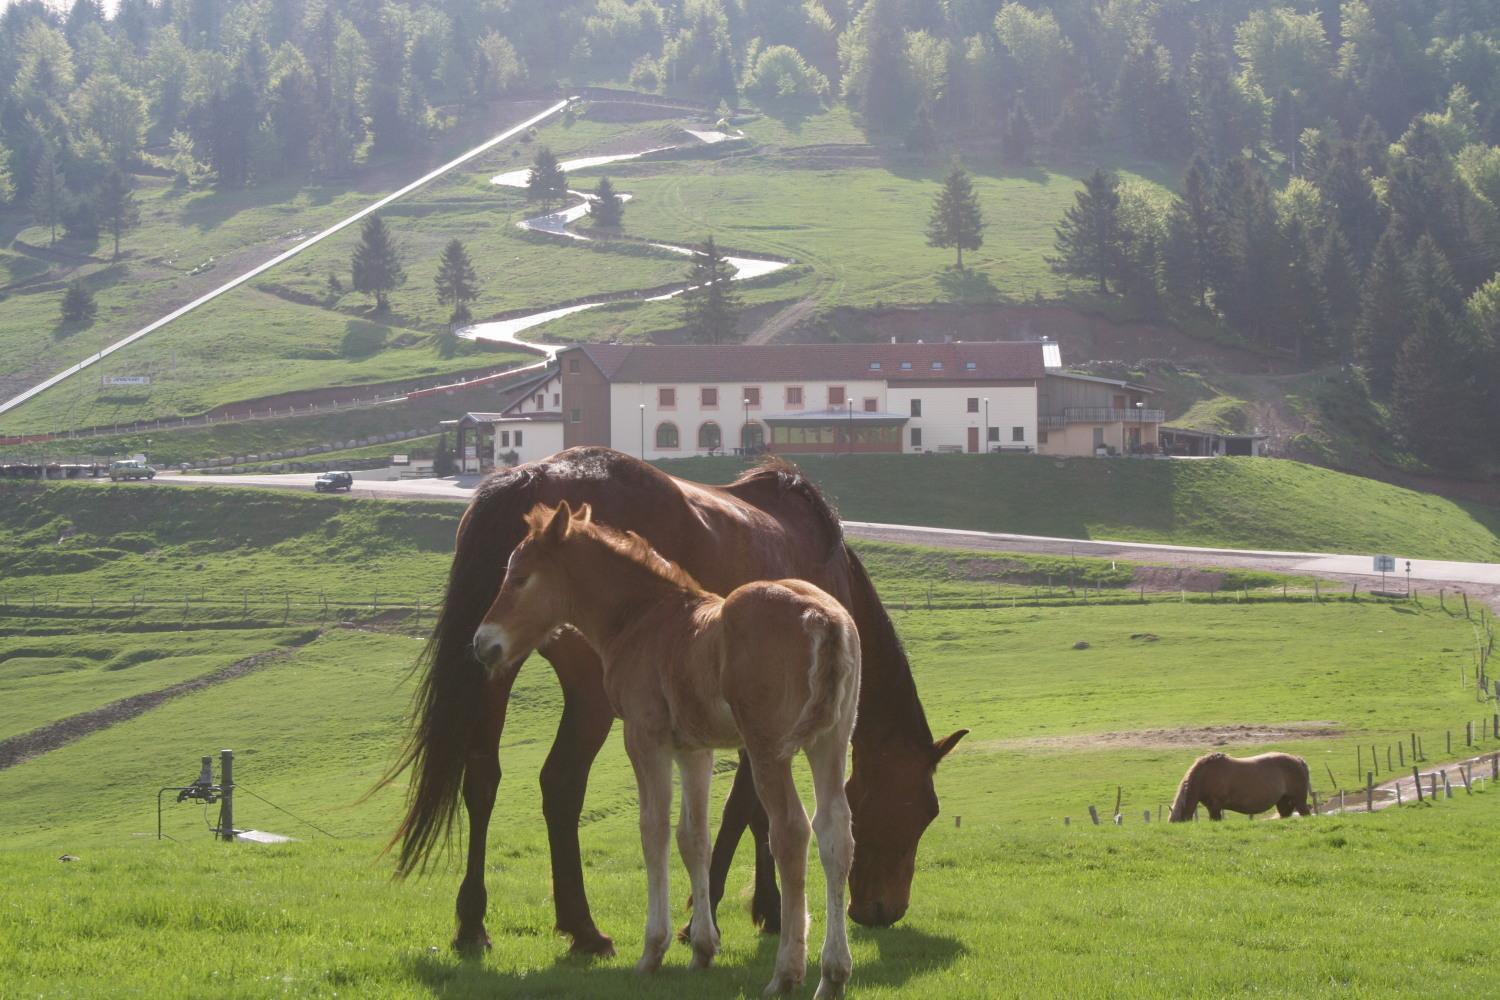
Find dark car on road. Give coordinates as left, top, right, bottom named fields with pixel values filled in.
left=314, top=471, right=354, bottom=492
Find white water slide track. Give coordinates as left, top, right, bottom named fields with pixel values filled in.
left=0, top=100, right=573, bottom=418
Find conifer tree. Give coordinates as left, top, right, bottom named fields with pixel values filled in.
left=1278, top=216, right=1326, bottom=363
left=1355, top=229, right=1409, bottom=396
left=682, top=236, right=740, bottom=345
left=60, top=278, right=96, bottom=323
left=591, top=176, right=624, bottom=228
left=31, top=148, right=65, bottom=246
left=1317, top=224, right=1361, bottom=364
left=926, top=163, right=984, bottom=270
left=1163, top=156, right=1219, bottom=310
left=433, top=238, right=479, bottom=325
left=1393, top=239, right=1477, bottom=469
left=1004, top=104, right=1034, bottom=164
left=526, top=146, right=567, bottom=212
left=351, top=214, right=405, bottom=312
left=1049, top=168, right=1124, bottom=293
left=97, top=167, right=140, bottom=261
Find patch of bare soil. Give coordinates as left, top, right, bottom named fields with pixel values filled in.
left=1129, top=566, right=1229, bottom=593
left=996, top=722, right=1345, bottom=751
left=0, top=635, right=318, bottom=771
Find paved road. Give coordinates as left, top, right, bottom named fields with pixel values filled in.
left=140, top=472, right=1500, bottom=600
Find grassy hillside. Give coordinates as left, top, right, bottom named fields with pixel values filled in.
left=1, top=105, right=1170, bottom=435
left=659, top=454, right=1500, bottom=562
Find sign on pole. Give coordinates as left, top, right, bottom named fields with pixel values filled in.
left=101, top=375, right=151, bottom=386
left=1373, top=555, right=1395, bottom=573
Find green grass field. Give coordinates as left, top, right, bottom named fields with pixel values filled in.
left=2, top=484, right=1495, bottom=996
left=659, top=454, right=1500, bottom=562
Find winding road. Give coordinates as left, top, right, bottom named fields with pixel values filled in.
left=453, top=128, right=789, bottom=360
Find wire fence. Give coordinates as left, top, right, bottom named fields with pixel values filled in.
left=0, top=588, right=442, bottom=632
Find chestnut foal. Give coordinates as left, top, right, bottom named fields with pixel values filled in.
left=473, top=502, right=860, bottom=998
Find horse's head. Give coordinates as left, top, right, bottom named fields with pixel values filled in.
left=472, top=501, right=589, bottom=674
left=845, top=728, right=967, bottom=926
left=1168, top=758, right=1202, bottom=822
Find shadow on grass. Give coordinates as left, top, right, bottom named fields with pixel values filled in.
left=936, top=267, right=999, bottom=304
left=408, top=924, right=963, bottom=996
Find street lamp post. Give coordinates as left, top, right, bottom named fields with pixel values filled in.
left=1133, top=400, right=1143, bottom=454
left=743, top=397, right=750, bottom=454
left=983, top=397, right=990, bottom=454
left=639, top=403, right=645, bottom=460
left=846, top=399, right=853, bottom=456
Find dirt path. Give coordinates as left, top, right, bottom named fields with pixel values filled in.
left=1308, top=748, right=1500, bottom=815
left=0, top=640, right=313, bottom=770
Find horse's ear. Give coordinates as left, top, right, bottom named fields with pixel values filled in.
left=544, top=502, right=571, bottom=541
left=574, top=503, right=593, bottom=525
left=932, top=728, right=969, bottom=765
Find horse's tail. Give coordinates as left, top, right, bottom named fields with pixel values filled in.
left=780, top=608, right=861, bottom=760
left=373, top=467, right=538, bottom=877
left=1168, top=759, right=1200, bottom=822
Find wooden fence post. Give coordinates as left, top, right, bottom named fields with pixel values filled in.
left=1088, top=805, right=1100, bottom=826
left=1412, top=767, right=1423, bottom=802
left=1460, top=765, right=1472, bottom=794
left=1442, top=771, right=1452, bottom=799
left=1366, top=771, right=1374, bottom=812
left=1143, top=809, right=1151, bottom=824
left=1398, top=741, right=1405, bottom=767
left=1430, top=772, right=1438, bottom=800
left=1371, top=743, right=1378, bottom=775
left=1467, top=721, right=1473, bottom=746
left=1463, top=592, right=1470, bottom=619
left=1446, top=730, right=1451, bottom=755
left=1311, top=789, right=1320, bottom=814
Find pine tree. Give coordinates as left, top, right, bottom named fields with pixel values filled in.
left=1049, top=168, right=1124, bottom=293
left=1278, top=216, right=1326, bottom=363
left=1163, top=155, right=1219, bottom=310
left=1209, top=158, right=1282, bottom=344
left=1004, top=104, right=1034, bottom=165
left=526, top=146, right=567, bottom=212
left=97, top=167, right=140, bottom=261
left=1317, top=142, right=1383, bottom=267
left=926, top=163, right=984, bottom=270
left=591, top=176, right=624, bottom=228
left=682, top=236, right=741, bottom=345
left=351, top=214, right=405, bottom=312
left=60, top=278, right=96, bottom=323
left=1355, top=228, right=1409, bottom=396
left=1316, top=224, right=1361, bottom=364
left=1392, top=238, right=1477, bottom=469
left=31, top=148, right=65, bottom=246
left=433, top=238, right=479, bottom=325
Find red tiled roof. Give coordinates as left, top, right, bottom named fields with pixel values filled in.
left=567, top=342, right=1046, bottom=383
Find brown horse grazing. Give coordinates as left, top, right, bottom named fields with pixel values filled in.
left=474, top=502, right=860, bottom=998
left=1168, top=752, right=1313, bottom=821
left=380, top=447, right=966, bottom=956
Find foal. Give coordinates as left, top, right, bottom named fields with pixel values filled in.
left=472, top=502, right=860, bottom=998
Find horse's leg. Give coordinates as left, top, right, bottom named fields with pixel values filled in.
left=805, top=731, right=855, bottom=1000
left=454, top=668, right=518, bottom=955
left=1275, top=798, right=1293, bottom=818
left=675, top=748, right=719, bottom=968
left=625, top=723, right=674, bottom=974
left=540, top=633, right=616, bottom=955
left=685, top=749, right=780, bottom=941
left=1207, top=805, right=1224, bottom=821
left=749, top=752, right=810, bottom=997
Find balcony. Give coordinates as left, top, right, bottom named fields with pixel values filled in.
left=1041, top=407, right=1165, bottom=428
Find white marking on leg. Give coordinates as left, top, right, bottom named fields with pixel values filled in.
left=808, top=733, right=854, bottom=999
left=626, top=726, right=674, bottom=973
left=675, top=748, right=718, bottom=968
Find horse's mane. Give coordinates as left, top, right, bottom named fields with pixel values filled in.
left=523, top=503, right=706, bottom=595
left=729, top=456, right=843, bottom=551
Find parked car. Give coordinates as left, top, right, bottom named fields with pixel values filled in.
left=314, top=471, right=354, bottom=492
left=109, top=460, right=155, bottom=481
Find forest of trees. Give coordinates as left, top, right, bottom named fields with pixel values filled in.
left=2, top=0, right=1497, bottom=469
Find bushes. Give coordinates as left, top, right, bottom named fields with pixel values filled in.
left=745, top=45, right=829, bottom=102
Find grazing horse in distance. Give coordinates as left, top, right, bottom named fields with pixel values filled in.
left=1169, top=752, right=1313, bottom=821
left=474, top=502, right=860, bottom=999
left=380, top=447, right=966, bottom=957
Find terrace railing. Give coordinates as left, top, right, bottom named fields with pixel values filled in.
left=1042, top=407, right=1166, bottom=425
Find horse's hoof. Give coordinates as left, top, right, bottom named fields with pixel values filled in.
left=568, top=931, right=616, bottom=958
left=690, top=944, right=716, bottom=969
left=635, top=953, right=664, bottom=975
left=763, top=970, right=804, bottom=996
left=814, top=976, right=847, bottom=1000
left=451, top=931, right=492, bottom=957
